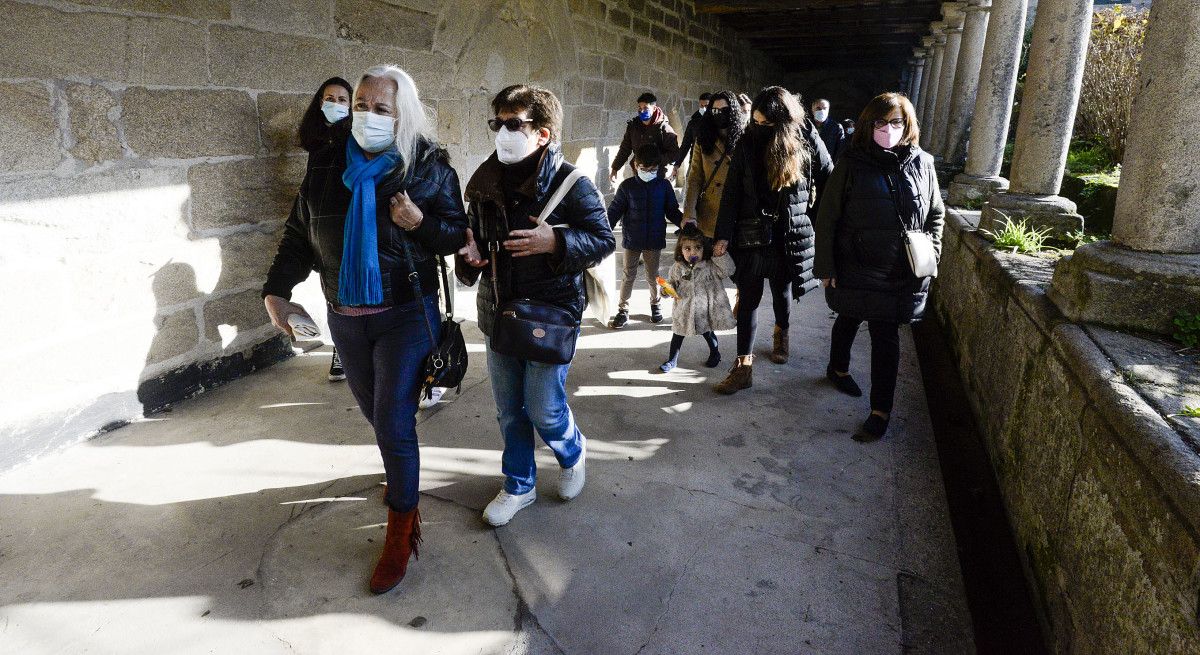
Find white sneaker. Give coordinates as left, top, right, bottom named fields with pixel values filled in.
left=558, top=438, right=586, bottom=501
left=482, top=488, right=537, bottom=526
left=418, top=386, right=446, bottom=410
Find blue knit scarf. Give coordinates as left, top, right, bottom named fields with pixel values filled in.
left=339, top=139, right=401, bottom=306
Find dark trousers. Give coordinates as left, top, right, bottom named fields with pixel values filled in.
left=829, top=314, right=901, bottom=413
left=735, top=274, right=792, bottom=356
left=327, top=296, right=438, bottom=513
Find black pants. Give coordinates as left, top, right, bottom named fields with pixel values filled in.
left=735, top=274, right=791, bottom=356
left=829, top=314, right=901, bottom=414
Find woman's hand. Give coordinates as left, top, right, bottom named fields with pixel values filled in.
left=263, top=295, right=311, bottom=339
left=458, top=228, right=489, bottom=268
left=504, top=220, right=557, bottom=258
left=713, top=239, right=729, bottom=257
left=821, top=278, right=836, bottom=288
left=682, top=216, right=698, bottom=227
left=389, top=191, right=424, bottom=231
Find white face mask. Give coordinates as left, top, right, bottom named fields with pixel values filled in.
left=699, top=106, right=708, bottom=114
left=351, top=111, right=396, bottom=153
left=495, top=126, right=535, bottom=164
left=813, top=109, right=829, bottom=123
left=846, top=127, right=855, bottom=135
left=321, top=101, right=349, bottom=124
left=637, top=169, right=657, bottom=182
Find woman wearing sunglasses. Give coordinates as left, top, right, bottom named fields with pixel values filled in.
left=682, top=90, right=746, bottom=238
left=812, top=92, right=945, bottom=442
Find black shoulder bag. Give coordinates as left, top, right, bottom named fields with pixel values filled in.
left=397, top=234, right=468, bottom=400
left=487, top=167, right=583, bottom=365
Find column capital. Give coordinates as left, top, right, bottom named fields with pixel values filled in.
left=963, top=0, right=992, bottom=12
left=922, top=35, right=937, bottom=48
left=913, top=46, right=929, bottom=59
left=942, top=2, right=968, bottom=28
left=929, top=21, right=948, bottom=41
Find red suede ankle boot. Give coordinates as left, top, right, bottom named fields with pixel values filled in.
left=369, top=506, right=421, bottom=594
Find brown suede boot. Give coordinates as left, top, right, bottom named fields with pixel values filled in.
left=369, top=506, right=421, bottom=594
left=714, top=360, right=753, bottom=394
left=769, top=326, right=789, bottom=364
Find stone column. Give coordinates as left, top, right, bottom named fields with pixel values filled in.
left=929, top=3, right=967, bottom=157
left=1049, top=0, right=1200, bottom=336
left=908, top=48, right=928, bottom=109
left=940, top=0, right=992, bottom=174
left=981, top=0, right=1092, bottom=237
left=918, top=27, right=946, bottom=132
left=947, top=0, right=1029, bottom=205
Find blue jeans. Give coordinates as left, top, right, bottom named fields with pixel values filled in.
left=486, top=338, right=585, bottom=495
left=327, top=295, right=439, bottom=513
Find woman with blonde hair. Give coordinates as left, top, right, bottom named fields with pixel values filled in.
left=813, top=92, right=944, bottom=442
left=712, top=86, right=833, bottom=394
left=262, top=65, right=468, bottom=593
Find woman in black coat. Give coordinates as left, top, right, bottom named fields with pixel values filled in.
left=712, top=86, right=833, bottom=394
left=262, top=66, right=468, bottom=594
left=296, top=76, right=353, bottom=382
left=812, top=92, right=945, bottom=442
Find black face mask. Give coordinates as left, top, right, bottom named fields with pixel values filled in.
left=713, top=113, right=732, bottom=130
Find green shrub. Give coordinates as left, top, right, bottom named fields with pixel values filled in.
left=983, top=216, right=1053, bottom=254
left=1176, top=406, right=1200, bottom=419
left=1174, top=311, right=1200, bottom=349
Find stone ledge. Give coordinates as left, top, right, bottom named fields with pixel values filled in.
left=935, top=206, right=1200, bottom=650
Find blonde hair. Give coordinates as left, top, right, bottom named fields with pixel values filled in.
left=358, top=65, right=436, bottom=174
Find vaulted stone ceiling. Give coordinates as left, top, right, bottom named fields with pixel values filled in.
left=696, top=0, right=945, bottom=72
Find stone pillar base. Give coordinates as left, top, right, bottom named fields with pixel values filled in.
left=934, top=160, right=964, bottom=187
left=981, top=192, right=1083, bottom=238
left=1049, top=242, right=1200, bottom=337
left=947, top=173, right=1009, bottom=206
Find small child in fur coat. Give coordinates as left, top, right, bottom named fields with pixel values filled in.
left=658, top=224, right=736, bottom=372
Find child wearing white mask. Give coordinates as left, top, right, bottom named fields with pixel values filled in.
left=606, top=144, right=682, bottom=329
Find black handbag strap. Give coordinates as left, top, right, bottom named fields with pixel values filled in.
left=697, top=147, right=729, bottom=198
left=881, top=172, right=913, bottom=236
left=397, top=231, right=441, bottom=366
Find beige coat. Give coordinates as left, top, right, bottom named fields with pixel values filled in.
left=682, top=141, right=731, bottom=238
left=667, top=254, right=736, bottom=337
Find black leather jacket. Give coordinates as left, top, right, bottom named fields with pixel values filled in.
left=263, top=135, right=468, bottom=306
left=456, top=144, right=615, bottom=337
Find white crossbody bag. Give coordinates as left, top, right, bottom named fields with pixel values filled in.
left=884, top=174, right=938, bottom=279
left=537, top=168, right=613, bottom=320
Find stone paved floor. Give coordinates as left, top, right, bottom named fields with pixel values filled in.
left=0, top=283, right=974, bottom=654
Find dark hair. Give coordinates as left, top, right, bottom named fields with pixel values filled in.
left=699, top=92, right=712, bottom=101
left=492, top=84, right=563, bottom=142
left=674, top=223, right=714, bottom=263
left=852, top=92, right=920, bottom=151
left=298, top=77, right=353, bottom=153
left=750, top=86, right=811, bottom=191
left=633, top=143, right=662, bottom=168
left=696, top=90, right=744, bottom=156
left=637, top=91, right=657, bottom=104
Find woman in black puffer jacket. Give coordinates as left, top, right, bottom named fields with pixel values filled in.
left=712, top=86, right=833, bottom=395
left=813, top=92, right=945, bottom=442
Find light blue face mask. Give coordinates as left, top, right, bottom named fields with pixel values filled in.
left=321, top=100, right=349, bottom=124
left=638, top=106, right=653, bottom=121
left=637, top=168, right=657, bottom=182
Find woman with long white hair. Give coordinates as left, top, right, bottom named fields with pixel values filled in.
left=262, top=65, right=468, bottom=594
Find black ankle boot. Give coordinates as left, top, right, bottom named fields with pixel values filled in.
left=826, top=365, right=863, bottom=397
left=853, top=413, right=890, bottom=442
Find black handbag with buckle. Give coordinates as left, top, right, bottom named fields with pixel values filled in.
left=397, top=233, right=468, bottom=400
left=486, top=167, right=582, bottom=365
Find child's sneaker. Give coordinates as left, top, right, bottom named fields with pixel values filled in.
left=482, top=488, right=537, bottom=526
left=328, top=348, right=346, bottom=381
left=650, top=303, right=663, bottom=324
left=659, top=358, right=678, bottom=373
left=705, top=349, right=721, bottom=368
left=418, top=386, right=446, bottom=410
left=610, top=310, right=629, bottom=329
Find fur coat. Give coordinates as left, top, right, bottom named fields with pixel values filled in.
left=667, top=253, right=736, bottom=337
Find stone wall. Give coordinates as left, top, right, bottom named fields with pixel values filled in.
left=933, top=207, right=1200, bottom=652
left=0, top=0, right=780, bottom=470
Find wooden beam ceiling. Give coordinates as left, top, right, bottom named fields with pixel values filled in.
left=696, top=0, right=942, bottom=72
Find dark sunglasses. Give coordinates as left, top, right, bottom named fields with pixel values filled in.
left=872, top=118, right=906, bottom=129
left=487, top=117, right=534, bottom=132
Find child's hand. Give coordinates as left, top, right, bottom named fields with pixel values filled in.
left=656, top=276, right=679, bottom=299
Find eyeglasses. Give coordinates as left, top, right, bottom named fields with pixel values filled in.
left=873, top=118, right=906, bottom=129
left=488, top=117, right=534, bottom=132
